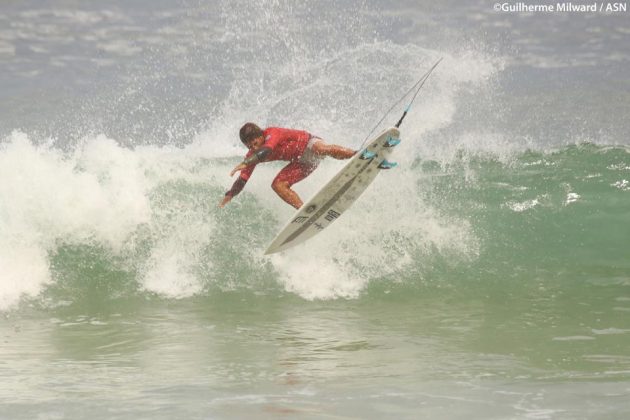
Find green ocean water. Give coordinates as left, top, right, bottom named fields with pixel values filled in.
left=2, top=144, right=629, bottom=419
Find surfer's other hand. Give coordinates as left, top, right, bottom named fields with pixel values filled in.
left=229, top=163, right=247, bottom=177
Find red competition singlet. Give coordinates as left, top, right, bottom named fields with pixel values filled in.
left=239, top=127, right=312, bottom=182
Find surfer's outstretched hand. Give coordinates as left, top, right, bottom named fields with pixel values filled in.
left=218, top=195, right=232, bottom=208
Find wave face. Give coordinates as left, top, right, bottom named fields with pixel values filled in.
left=1, top=129, right=628, bottom=309
left=0, top=0, right=628, bottom=311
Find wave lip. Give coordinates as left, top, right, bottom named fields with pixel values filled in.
left=0, top=131, right=152, bottom=310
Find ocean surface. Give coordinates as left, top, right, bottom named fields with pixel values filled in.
left=1, top=0, right=629, bottom=418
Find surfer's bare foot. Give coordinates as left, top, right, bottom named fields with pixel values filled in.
left=311, top=141, right=355, bottom=159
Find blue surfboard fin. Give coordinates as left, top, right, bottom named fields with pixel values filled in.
left=378, top=159, right=398, bottom=169
left=385, top=137, right=401, bottom=147
left=360, top=150, right=377, bottom=160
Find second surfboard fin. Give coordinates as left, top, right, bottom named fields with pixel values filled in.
left=378, top=159, right=398, bottom=169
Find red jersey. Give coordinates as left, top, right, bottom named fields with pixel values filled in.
left=239, top=127, right=311, bottom=181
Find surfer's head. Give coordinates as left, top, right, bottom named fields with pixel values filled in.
left=240, top=123, right=264, bottom=150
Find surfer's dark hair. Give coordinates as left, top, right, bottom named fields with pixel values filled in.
left=239, top=123, right=264, bottom=145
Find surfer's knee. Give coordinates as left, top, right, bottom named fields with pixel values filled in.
left=271, top=179, right=290, bottom=193
left=310, top=139, right=328, bottom=155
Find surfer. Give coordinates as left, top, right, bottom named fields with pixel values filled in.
left=219, top=123, right=356, bottom=209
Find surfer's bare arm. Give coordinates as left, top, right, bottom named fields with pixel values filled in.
left=229, top=147, right=272, bottom=176
left=229, top=163, right=248, bottom=177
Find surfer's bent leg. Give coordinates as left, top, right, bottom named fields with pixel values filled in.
left=310, top=138, right=355, bottom=159
left=271, top=161, right=319, bottom=209
left=271, top=180, right=303, bottom=209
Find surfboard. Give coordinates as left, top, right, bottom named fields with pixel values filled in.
left=265, top=127, right=401, bottom=254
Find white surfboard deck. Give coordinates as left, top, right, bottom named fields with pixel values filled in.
left=265, top=127, right=401, bottom=254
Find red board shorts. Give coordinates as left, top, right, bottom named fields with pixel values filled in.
left=273, top=136, right=323, bottom=186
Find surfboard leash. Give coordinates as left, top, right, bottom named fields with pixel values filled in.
left=394, top=57, right=443, bottom=128
left=359, top=57, right=443, bottom=149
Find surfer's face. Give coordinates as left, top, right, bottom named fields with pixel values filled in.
left=246, top=136, right=265, bottom=151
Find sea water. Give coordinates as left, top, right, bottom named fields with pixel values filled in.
left=1, top=0, right=629, bottom=418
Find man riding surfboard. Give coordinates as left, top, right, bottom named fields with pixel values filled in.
left=219, top=123, right=356, bottom=209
